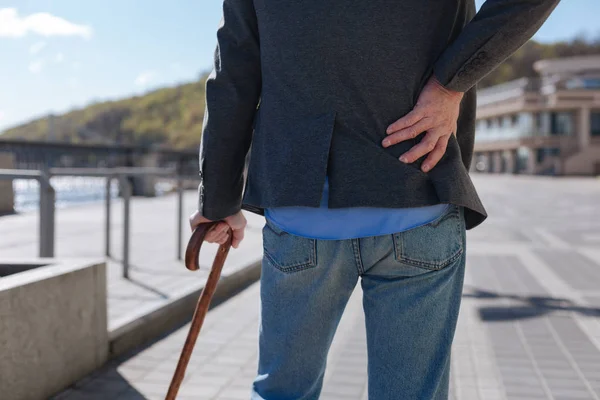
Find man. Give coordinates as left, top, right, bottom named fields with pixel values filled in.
left=190, top=0, right=559, bottom=398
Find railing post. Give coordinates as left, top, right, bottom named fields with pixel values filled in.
left=38, top=173, right=55, bottom=258
left=119, top=175, right=132, bottom=279
left=105, top=177, right=112, bottom=257
left=177, top=177, right=184, bottom=260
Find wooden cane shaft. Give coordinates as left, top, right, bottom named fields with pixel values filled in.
left=165, top=222, right=232, bottom=400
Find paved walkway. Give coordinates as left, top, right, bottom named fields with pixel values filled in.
left=20, top=175, right=600, bottom=399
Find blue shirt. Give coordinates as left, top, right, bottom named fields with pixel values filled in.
left=265, top=178, right=448, bottom=240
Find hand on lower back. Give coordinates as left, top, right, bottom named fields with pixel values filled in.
left=189, top=210, right=247, bottom=249
left=383, top=75, right=464, bottom=172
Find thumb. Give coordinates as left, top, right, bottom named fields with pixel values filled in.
left=225, top=212, right=246, bottom=248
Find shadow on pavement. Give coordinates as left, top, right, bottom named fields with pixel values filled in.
left=52, top=325, right=185, bottom=399
left=463, top=286, right=600, bottom=321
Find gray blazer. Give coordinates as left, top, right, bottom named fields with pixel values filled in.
left=198, top=0, right=559, bottom=230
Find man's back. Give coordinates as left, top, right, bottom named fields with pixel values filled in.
left=254, top=0, right=473, bottom=132
left=199, top=0, right=558, bottom=230
left=243, top=0, right=485, bottom=228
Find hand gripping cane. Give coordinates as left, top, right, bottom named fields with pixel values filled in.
left=165, top=222, right=233, bottom=400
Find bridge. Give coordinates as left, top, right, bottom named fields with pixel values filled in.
left=0, top=139, right=199, bottom=174
left=0, top=139, right=202, bottom=209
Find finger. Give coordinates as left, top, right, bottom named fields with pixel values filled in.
left=399, top=130, right=444, bottom=164
left=214, top=231, right=230, bottom=245
left=383, top=118, right=433, bottom=148
left=421, top=135, right=450, bottom=172
left=386, top=109, right=424, bottom=135
left=208, top=228, right=229, bottom=244
left=218, top=235, right=231, bottom=245
left=205, top=222, right=228, bottom=242
left=231, top=227, right=245, bottom=249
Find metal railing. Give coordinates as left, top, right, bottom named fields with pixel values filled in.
left=0, top=167, right=199, bottom=279
left=1, top=169, right=56, bottom=258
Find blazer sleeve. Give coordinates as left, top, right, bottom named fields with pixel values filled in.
left=433, top=0, right=560, bottom=93
left=198, top=0, right=261, bottom=220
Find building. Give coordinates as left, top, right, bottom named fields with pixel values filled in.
left=473, top=55, right=600, bottom=175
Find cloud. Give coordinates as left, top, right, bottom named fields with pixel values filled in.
left=29, top=40, right=46, bottom=54
left=0, top=110, right=5, bottom=121
left=135, top=71, right=157, bottom=87
left=29, top=60, right=44, bottom=74
left=54, top=52, right=64, bottom=63
left=0, top=8, right=92, bottom=39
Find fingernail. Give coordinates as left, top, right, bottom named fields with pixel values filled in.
left=400, top=156, right=408, bottom=163
left=422, top=164, right=430, bottom=172
left=382, top=139, right=390, bottom=147
left=386, top=127, right=392, bottom=134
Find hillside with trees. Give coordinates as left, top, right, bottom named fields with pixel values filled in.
left=478, top=36, right=600, bottom=87
left=2, top=37, right=599, bottom=147
left=1, top=80, right=208, bottom=149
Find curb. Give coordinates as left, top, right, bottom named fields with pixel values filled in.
left=108, top=260, right=262, bottom=358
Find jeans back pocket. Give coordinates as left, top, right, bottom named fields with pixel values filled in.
left=393, top=205, right=464, bottom=271
left=263, top=220, right=317, bottom=273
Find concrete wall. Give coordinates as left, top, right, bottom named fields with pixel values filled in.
left=0, top=153, right=15, bottom=215
left=563, top=145, right=600, bottom=175
left=0, top=259, right=108, bottom=400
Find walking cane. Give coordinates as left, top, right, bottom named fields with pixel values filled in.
left=165, top=222, right=233, bottom=400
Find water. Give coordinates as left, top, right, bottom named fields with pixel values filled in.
left=13, top=177, right=175, bottom=213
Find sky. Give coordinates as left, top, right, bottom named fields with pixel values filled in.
left=0, top=0, right=599, bottom=132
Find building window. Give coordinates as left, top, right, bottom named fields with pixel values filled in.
left=565, top=78, right=600, bottom=89
left=535, top=113, right=543, bottom=133
left=536, top=149, right=545, bottom=163
left=550, top=112, right=574, bottom=136
left=511, top=114, right=519, bottom=126
left=536, top=148, right=560, bottom=163
left=591, top=112, right=600, bottom=137
left=583, top=79, right=600, bottom=89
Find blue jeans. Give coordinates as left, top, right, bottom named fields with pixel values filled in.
left=252, top=205, right=466, bottom=400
